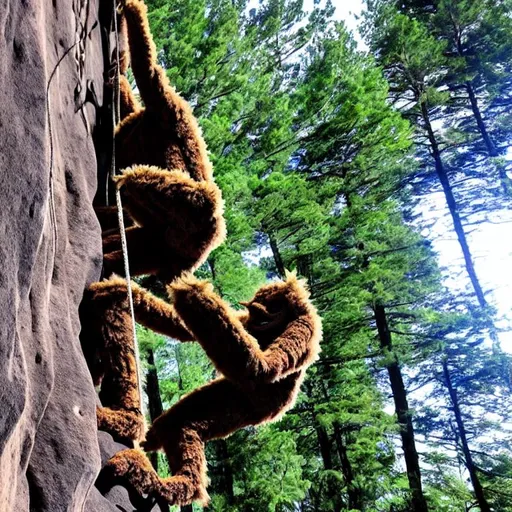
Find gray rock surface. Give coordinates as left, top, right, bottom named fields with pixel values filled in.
left=0, top=0, right=103, bottom=510
left=85, top=432, right=166, bottom=512
left=0, top=1, right=169, bottom=510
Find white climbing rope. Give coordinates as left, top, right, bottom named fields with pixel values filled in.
left=111, top=0, right=146, bottom=421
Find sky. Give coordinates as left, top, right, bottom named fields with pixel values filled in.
left=310, top=0, right=365, bottom=29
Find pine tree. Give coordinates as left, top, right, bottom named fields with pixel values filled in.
left=363, top=4, right=503, bottom=352
left=133, top=2, right=512, bottom=509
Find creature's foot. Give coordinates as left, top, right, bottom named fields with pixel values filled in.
left=159, top=474, right=210, bottom=507
left=99, top=449, right=158, bottom=495
left=96, top=448, right=162, bottom=510
left=97, top=449, right=209, bottom=507
left=97, top=407, right=146, bottom=443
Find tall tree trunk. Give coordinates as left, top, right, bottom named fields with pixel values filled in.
left=420, top=102, right=500, bottom=350
left=453, top=23, right=506, bottom=169
left=333, top=423, right=363, bottom=511
left=374, top=304, right=429, bottom=512
left=315, top=422, right=343, bottom=512
left=452, top=24, right=500, bottom=157
left=210, top=440, right=235, bottom=505
left=442, top=360, right=491, bottom=512
left=319, top=378, right=361, bottom=509
left=304, top=381, right=343, bottom=512
left=145, top=348, right=170, bottom=512
left=465, top=83, right=497, bottom=157
left=318, top=380, right=361, bottom=511
left=317, top=424, right=334, bottom=470
left=146, top=348, right=165, bottom=470
left=465, top=82, right=512, bottom=195
left=268, top=231, right=286, bottom=277
left=174, top=346, right=192, bottom=512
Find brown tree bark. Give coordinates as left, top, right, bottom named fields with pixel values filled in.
left=317, top=424, right=335, bottom=470
left=374, top=304, right=429, bottom=512
left=268, top=231, right=286, bottom=277
left=333, top=423, right=363, bottom=511
left=210, top=440, right=235, bottom=506
left=419, top=102, right=500, bottom=351
left=442, top=360, right=491, bottom=512
left=146, top=348, right=165, bottom=471
left=145, top=348, right=171, bottom=512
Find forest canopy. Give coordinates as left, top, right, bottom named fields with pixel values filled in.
left=135, top=0, right=512, bottom=510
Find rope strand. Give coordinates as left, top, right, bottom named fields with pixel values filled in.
left=111, top=0, right=146, bottom=421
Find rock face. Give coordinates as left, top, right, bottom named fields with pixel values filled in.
left=85, top=431, right=166, bottom=512
left=0, top=2, right=169, bottom=510
left=0, top=0, right=104, bottom=510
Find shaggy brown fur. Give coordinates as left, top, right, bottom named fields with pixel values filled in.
left=79, top=277, right=194, bottom=443
left=117, top=13, right=136, bottom=120
left=103, top=166, right=224, bottom=281
left=100, top=273, right=322, bottom=506
left=101, top=0, right=225, bottom=282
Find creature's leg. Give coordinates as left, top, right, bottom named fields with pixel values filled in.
left=83, top=277, right=192, bottom=439
left=98, top=437, right=208, bottom=507
left=143, top=379, right=254, bottom=454
left=100, top=379, right=251, bottom=506
left=81, top=279, right=145, bottom=442
left=116, top=166, right=225, bottom=263
left=159, top=427, right=209, bottom=505
left=98, top=327, right=144, bottom=444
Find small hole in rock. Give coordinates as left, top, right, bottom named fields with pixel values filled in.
left=73, top=405, right=85, bottom=417
left=35, top=353, right=42, bottom=364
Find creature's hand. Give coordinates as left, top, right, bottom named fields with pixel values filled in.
left=116, top=0, right=127, bottom=13
left=88, top=276, right=129, bottom=302
left=112, top=170, right=130, bottom=190
left=140, top=416, right=165, bottom=452
left=167, top=273, right=215, bottom=303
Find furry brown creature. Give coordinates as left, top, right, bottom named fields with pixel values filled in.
left=101, top=0, right=225, bottom=282
left=79, top=276, right=194, bottom=443
left=98, top=272, right=322, bottom=506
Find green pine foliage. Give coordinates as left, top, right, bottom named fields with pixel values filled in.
left=129, top=0, right=512, bottom=510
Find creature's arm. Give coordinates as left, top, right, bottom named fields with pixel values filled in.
left=171, top=277, right=317, bottom=383
left=258, top=317, right=318, bottom=380
left=119, top=0, right=157, bottom=107
left=89, top=277, right=193, bottom=342
left=132, top=282, right=194, bottom=341
left=121, top=0, right=213, bottom=182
